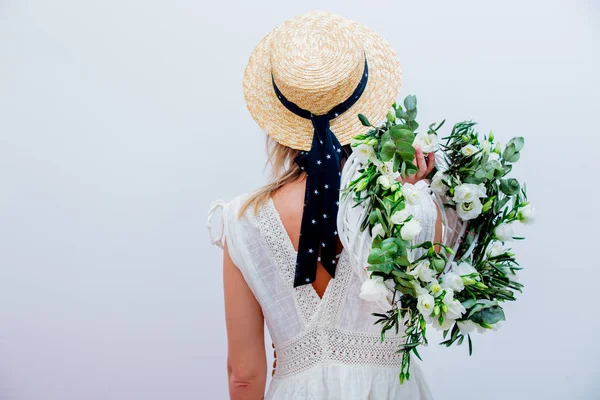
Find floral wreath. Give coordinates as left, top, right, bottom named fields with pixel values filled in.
left=341, top=95, right=534, bottom=383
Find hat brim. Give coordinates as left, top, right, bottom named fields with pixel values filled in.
left=243, top=18, right=402, bottom=151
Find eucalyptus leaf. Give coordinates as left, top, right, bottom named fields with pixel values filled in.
left=367, top=248, right=386, bottom=264
left=470, top=305, right=506, bottom=325
left=406, top=109, right=417, bottom=121
left=396, top=109, right=408, bottom=119
left=392, top=270, right=415, bottom=281
left=403, top=95, right=417, bottom=111
left=499, top=178, right=520, bottom=195
left=381, top=140, right=397, bottom=161
left=389, top=126, right=414, bottom=144
left=406, top=120, right=419, bottom=132
left=508, top=137, right=525, bottom=152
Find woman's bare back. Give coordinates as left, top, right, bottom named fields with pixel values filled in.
left=270, top=177, right=343, bottom=299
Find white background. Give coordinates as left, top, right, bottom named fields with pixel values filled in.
left=1, top=0, right=599, bottom=399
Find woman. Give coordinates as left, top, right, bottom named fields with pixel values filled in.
left=208, top=11, right=443, bottom=399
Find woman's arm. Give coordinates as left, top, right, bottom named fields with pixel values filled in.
left=223, top=241, right=267, bottom=399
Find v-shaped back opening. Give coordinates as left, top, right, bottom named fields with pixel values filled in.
left=266, top=196, right=342, bottom=300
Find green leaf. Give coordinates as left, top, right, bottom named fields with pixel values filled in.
left=495, top=196, right=511, bottom=213
left=375, top=208, right=386, bottom=226
left=367, top=248, right=386, bottom=264
left=381, top=238, right=398, bottom=255
left=394, top=255, right=411, bottom=266
left=461, top=299, right=477, bottom=309
left=406, top=109, right=417, bottom=121
left=506, top=151, right=520, bottom=163
left=499, top=178, right=520, bottom=196
left=381, top=140, right=396, bottom=161
left=372, top=235, right=383, bottom=249
left=396, top=142, right=416, bottom=160
left=503, top=143, right=516, bottom=161
left=389, top=126, right=414, bottom=144
left=403, top=95, right=417, bottom=111
left=393, top=238, right=408, bottom=256
left=393, top=154, right=401, bottom=173
left=508, top=137, right=525, bottom=152
left=380, top=262, right=393, bottom=274
left=468, top=334, right=473, bottom=355
left=406, top=120, right=419, bottom=132
left=475, top=167, right=488, bottom=180
left=358, top=114, right=371, bottom=126
left=404, top=161, right=418, bottom=175
left=392, top=269, right=415, bottom=281
left=412, top=346, right=423, bottom=361
left=470, top=305, right=506, bottom=325
left=396, top=108, right=408, bottom=120
left=395, top=283, right=416, bottom=297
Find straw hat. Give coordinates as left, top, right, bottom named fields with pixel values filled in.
left=243, top=11, right=403, bottom=151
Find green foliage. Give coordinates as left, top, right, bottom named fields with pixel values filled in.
left=346, top=94, right=529, bottom=385
left=358, top=113, right=371, bottom=127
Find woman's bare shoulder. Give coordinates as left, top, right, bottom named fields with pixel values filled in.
left=270, top=179, right=306, bottom=246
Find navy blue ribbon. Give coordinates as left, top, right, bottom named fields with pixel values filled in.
left=272, top=58, right=369, bottom=288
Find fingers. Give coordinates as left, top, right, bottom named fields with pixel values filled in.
left=415, top=147, right=427, bottom=179
left=425, top=151, right=436, bottom=176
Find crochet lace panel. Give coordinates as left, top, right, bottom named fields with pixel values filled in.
left=273, top=327, right=405, bottom=378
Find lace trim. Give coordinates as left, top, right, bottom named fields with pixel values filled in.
left=256, top=199, right=320, bottom=326
left=257, top=198, right=352, bottom=328
left=273, top=327, right=405, bottom=378
left=315, top=250, right=352, bottom=328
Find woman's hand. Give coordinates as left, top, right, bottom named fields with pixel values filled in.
left=399, top=146, right=435, bottom=185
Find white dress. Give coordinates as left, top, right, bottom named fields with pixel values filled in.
left=208, top=184, right=439, bottom=399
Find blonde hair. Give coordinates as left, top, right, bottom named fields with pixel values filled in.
left=238, top=137, right=304, bottom=217
left=239, top=136, right=351, bottom=217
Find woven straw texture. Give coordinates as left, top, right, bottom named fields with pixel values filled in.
left=243, top=11, right=402, bottom=151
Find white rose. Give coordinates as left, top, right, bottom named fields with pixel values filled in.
left=494, top=222, right=515, bottom=241
left=441, top=271, right=465, bottom=292
left=430, top=170, right=449, bottom=195
left=457, top=320, right=478, bottom=335
left=456, top=197, right=483, bottom=221
left=429, top=314, right=455, bottom=331
left=413, top=132, right=439, bottom=153
left=481, top=140, right=492, bottom=153
left=390, top=209, right=411, bottom=225
left=488, top=152, right=500, bottom=162
left=452, top=183, right=487, bottom=203
left=409, top=260, right=436, bottom=283
left=455, top=261, right=477, bottom=277
left=417, top=292, right=436, bottom=317
left=359, top=275, right=389, bottom=302
left=517, top=203, right=535, bottom=224
left=377, top=174, right=394, bottom=190
left=371, top=223, right=386, bottom=238
left=461, top=144, right=479, bottom=157
left=402, top=183, right=422, bottom=205
left=355, top=143, right=375, bottom=164
left=400, top=218, right=422, bottom=241
left=377, top=161, right=400, bottom=180
left=427, top=280, right=443, bottom=297
left=486, top=241, right=506, bottom=258
left=442, top=289, right=467, bottom=320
